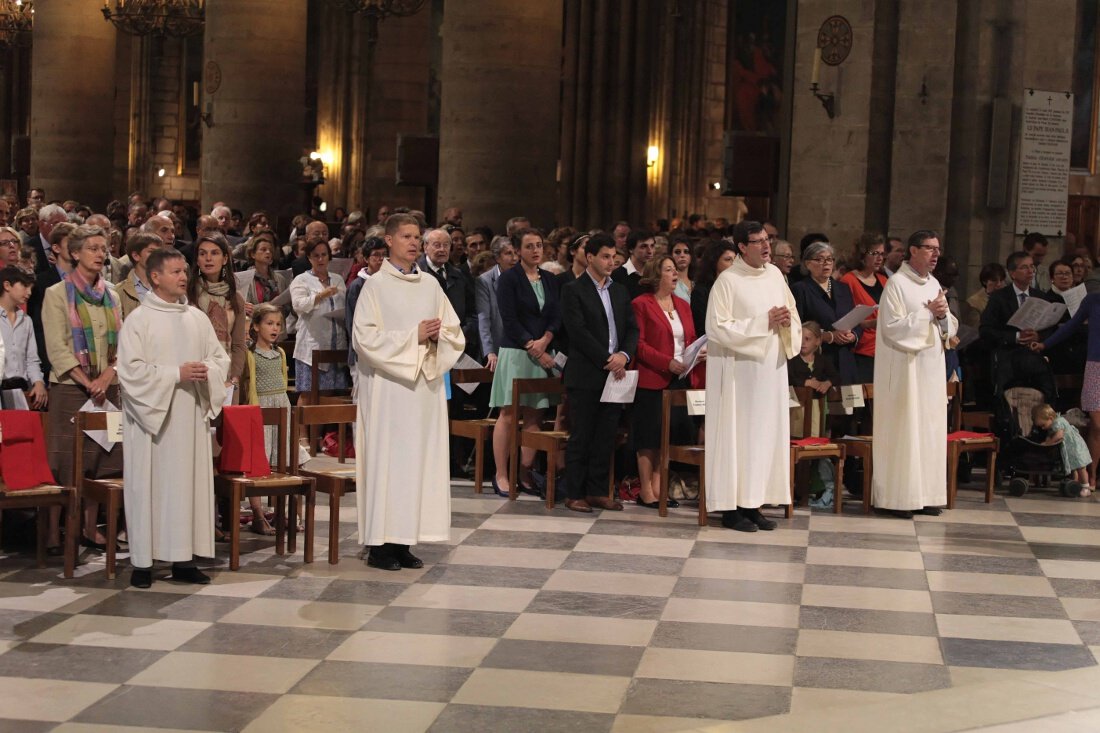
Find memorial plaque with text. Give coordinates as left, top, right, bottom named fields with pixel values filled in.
left=1015, top=89, right=1073, bottom=235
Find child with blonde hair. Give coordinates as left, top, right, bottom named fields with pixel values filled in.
left=1032, top=404, right=1092, bottom=497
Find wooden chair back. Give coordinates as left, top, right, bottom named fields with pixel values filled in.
left=291, top=403, right=357, bottom=469
left=74, top=410, right=118, bottom=484
left=946, top=380, right=963, bottom=433
left=309, top=349, right=352, bottom=403
left=452, top=367, right=494, bottom=386
left=791, top=386, right=844, bottom=439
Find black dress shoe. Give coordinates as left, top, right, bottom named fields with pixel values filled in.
left=366, top=546, right=401, bottom=571
left=491, top=476, right=510, bottom=498
left=916, top=506, right=943, bottom=516
left=721, top=510, right=758, bottom=532
left=170, top=566, right=211, bottom=584
left=130, top=568, right=153, bottom=588
left=564, top=498, right=593, bottom=513
left=876, top=508, right=914, bottom=519
left=81, top=537, right=107, bottom=552
left=46, top=545, right=64, bottom=557
left=742, top=507, right=777, bottom=531
left=393, top=544, right=424, bottom=569
left=636, top=498, right=680, bottom=509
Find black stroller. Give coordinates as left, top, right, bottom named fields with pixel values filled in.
left=996, top=387, right=1085, bottom=497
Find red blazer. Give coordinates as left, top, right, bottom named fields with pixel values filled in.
left=631, top=293, right=704, bottom=390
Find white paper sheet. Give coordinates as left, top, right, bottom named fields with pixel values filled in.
left=328, top=258, right=353, bottom=279
left=681, top=335, right=708, bottom=374
left=451, top=353, right=485, bottom=395
left=553, top=351, right=568, bottom=370
left=956, top=323, right=980, bottom=351
left=80, top=399, right=121, bottom=451
left=685, top=389, right=706, bottom=416
left=1060, top=284, right=1087, bottom=317
left=222, top=385, right=235, bottom=407
left=841, top=384, right=865, bottom=410
left=832, top=304, right=877, bottom=332
left=600, top=370, right=639, bottom=403
left=269, top=288, right=293, bottom=308
left=0, top=389, right=28, bottom=410
left=1007, top=297, right=1066, bottom=331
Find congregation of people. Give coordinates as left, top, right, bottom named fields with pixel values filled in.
left=0, top=186, right=1095, bottom=585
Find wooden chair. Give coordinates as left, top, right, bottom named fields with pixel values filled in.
left=309, top=349, right=352, bottom=403
left=835, top=384, right=875, bottom=514
left=291, top=403, right=357, bottom=564
left=947, top=381, right=998, bottom=508
left=790, top=386, right=846, bottom=516
left=658, top=389, right=706, bottom=526
left=448, top=367, right=496, bottom=494
left=214, top=407, right=316, bottom=571
left=509, top=377, right=570, bottom=508
left=74, top=411, right=126, bottom=579
left=1, top=413, right=78, bottom=578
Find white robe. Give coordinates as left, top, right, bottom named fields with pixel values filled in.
left=352, top=260, right=465, bottom=546
left=872, top=262, right=958, bottom=510
left=116, top=293, right=230, bottom=567
left=704, top=257, right=800, bottom=511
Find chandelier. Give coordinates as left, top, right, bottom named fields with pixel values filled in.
left=102, top=0, right=204, bottom=38
left=0, top=0, right=33, bottom=49
left=323, top=0, right=427, bottom=41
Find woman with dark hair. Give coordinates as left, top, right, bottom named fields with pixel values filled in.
left=840, top=232, right=888, bottom=383
left=241, top=231, right=289, bottom=316
left=791, top=241, right=859, bottom=384
left=690, top=239, right=737, bottom=336
left=289, top=239, right=348, bottom=400
left=631, top=255, right=703, bottom=508
left=669, top=233, right=694, bottom=303
left=488, top=228, right=561, bottom=496
left=189, top=232, right=248, bottom=397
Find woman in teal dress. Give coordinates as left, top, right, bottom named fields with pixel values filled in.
left=489, top=228, right=561, bottom=496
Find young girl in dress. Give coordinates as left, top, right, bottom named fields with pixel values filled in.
left=1032, top=404, right=1092, bottom=497
left=240, top=304, right=292, bottom=534
left=788, top=321, right=840, bottom=394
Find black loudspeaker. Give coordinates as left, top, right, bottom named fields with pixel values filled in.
left=722, top=131, right=780, bottom=196
left=10, top=135, right=29, bottom=177
left=986, top=97, right=1012, bottom=209
left=396, top=134, right=439, bottom=187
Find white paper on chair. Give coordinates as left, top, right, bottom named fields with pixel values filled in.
left=452, top=353, right=484, bottom=395
left=832, top=304, right=877, bottom=332
left=1007, top=297, right=1066, bottom=331
left=685, top=390, right=706, bottom=416
left=681, top=335, right=708, bottom=374
left=600, top=370, right=638, bottom=403
left=788, top=386, right=801, bottom=409
left=79, top=399, right=121, bottom=451
left=105, top=412, right=123, bottom=442
left=1061, top=284, right=1087, bottom=317
left=841, top=385, right=865, bottom=411
left=222, top=385, right=235, bottom=407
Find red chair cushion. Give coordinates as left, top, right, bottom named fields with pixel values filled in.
left=0, top=411, right=56, bottom=490
left=218, top=406, right=271, bottom=478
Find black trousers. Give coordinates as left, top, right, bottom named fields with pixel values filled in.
left=565, top=387, right=622, bottom=500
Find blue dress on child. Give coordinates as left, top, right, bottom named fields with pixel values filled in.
left=1053, top=415, right=1090, bottom=472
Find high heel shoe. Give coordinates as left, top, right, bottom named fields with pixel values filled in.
left=636, top=498, right=680, bottom=509
left=491, top=476, right=511, bottom=498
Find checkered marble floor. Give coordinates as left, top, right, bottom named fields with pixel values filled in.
left=0, top=481, right=1099, bottom=732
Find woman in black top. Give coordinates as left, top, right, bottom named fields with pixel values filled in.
left=690, top=239, right=737, bottom=336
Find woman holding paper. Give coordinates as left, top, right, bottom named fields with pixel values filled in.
left=188, top=232, right=247, bottom=402
left=631, top=256, right=704, bottom=509
left=840, top=233, right=888, bottom=384
left=289, top=239, right=348, bottom=400
left=488, top=228, right=561, bottom=497
left=240, top=232, right=290, bottom=316
left=792, top=241, right=860, bottom=385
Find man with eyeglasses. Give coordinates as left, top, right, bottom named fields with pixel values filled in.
left=872, top=229, right=956, bottom=519
left=980, top=250, right=1059, bottom=401
left=705, top=220, right=800, bottom=532
left=771, top=239, right=795, bottom=280
left=0, top=228, right=21, bottom=269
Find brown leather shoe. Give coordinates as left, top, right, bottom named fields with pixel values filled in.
left=586, top=496, right=624, bottom=511
left=564, top=498, right=593, bottom=513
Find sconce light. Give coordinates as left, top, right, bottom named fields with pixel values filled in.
left=157, top=168, right=166, bottom=177
left=711, top=181, right=722, bottom=191
left=646, top=145, right=659, bottom=168
left=809, top=48, right=836, bottom=119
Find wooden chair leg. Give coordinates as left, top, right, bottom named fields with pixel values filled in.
left=658, top=459, right=669, bottom=518
left=833, top=455, right=844, bottom=515
left=545, top=447, right=557, bottom=509
left=508, top=432, right=519, bottom=502
left=986, top=450, right=997, bottom=503
left=473, top=431, right=484, bottom=494
left=229, top=486, right=242, bottom=571
left=697, top=469, right=707, bottom=527
left=863, top=453, right=873, bottom=514
left=104, top=491, right=119, bottom=581
left=64, top=492, right=78, bottom=579
left=274, top=495, right=287, bottom=556
left=35, top=506, right=47, bottom=568
left=304, top=482, right=315, bottom=564
left=786, top=454, right=795, bottom=519
left=328, top=485, right=341, bottom=565
left=946, top=445, right=958, bottom=509
left=287, top=494, right=298, bottom=554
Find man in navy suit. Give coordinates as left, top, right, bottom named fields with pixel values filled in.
left=33, top=204, right=68, bottom=275
left=419, top=228, right=478, bottom=357
left=980, top=251, right=1057, bottom=400
left=475, top=236, right=517, bottom=371
left=560, top=233, right=639, bottom=513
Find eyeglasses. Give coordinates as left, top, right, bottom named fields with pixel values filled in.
left=0, top=239, right=18, bottom=247
left=917, top=246, right=942, bottom=255
left=745, top=237, right=769, bottom=246
left=808, top=257, right=835, bottom=264
left=772, top=253, right=794, bottom=260
left=868, top=251, right=885, bottom=257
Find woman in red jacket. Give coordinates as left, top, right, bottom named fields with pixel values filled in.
left=630, top=256, right=705, bottom=508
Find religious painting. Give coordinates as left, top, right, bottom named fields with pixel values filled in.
left=726, top=0, right=786, bottom=134
left=1071, top=0, right=1099, bottom=172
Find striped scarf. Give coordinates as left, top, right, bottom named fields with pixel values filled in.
left=64, top=269, right=121, bottom=378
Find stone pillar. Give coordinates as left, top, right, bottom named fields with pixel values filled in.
left=201, top=0, right=307, bottom=222
left=30, top=0, right=117, bottom=208
left=438, top=0, right=562, bottom=231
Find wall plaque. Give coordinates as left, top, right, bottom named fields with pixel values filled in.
left=1016, top=89, right=1073, bottom=236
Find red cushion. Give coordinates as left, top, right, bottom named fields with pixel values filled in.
left=791, top=437, right=832, bottom=447
left=217, top=406, right=271, bottom=478
left=947, top=430, right=993, bottom=442
left=0, top=411, right=56, bottom=490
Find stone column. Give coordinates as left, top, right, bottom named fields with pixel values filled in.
left=438, top=0, right=563, bottom=231
left=201, top=0, right=307, bottom=222
left=30, top=0, right=117, bottom=208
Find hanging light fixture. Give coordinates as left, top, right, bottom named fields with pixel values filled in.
left=0, top=0, right=33, bottom=49
left=101, top=0, right=205, bottom=38
left=323, top=0, right=427, bottom=42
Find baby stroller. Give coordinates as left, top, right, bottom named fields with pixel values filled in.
left=996, top=387, right=1085, bottom=497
